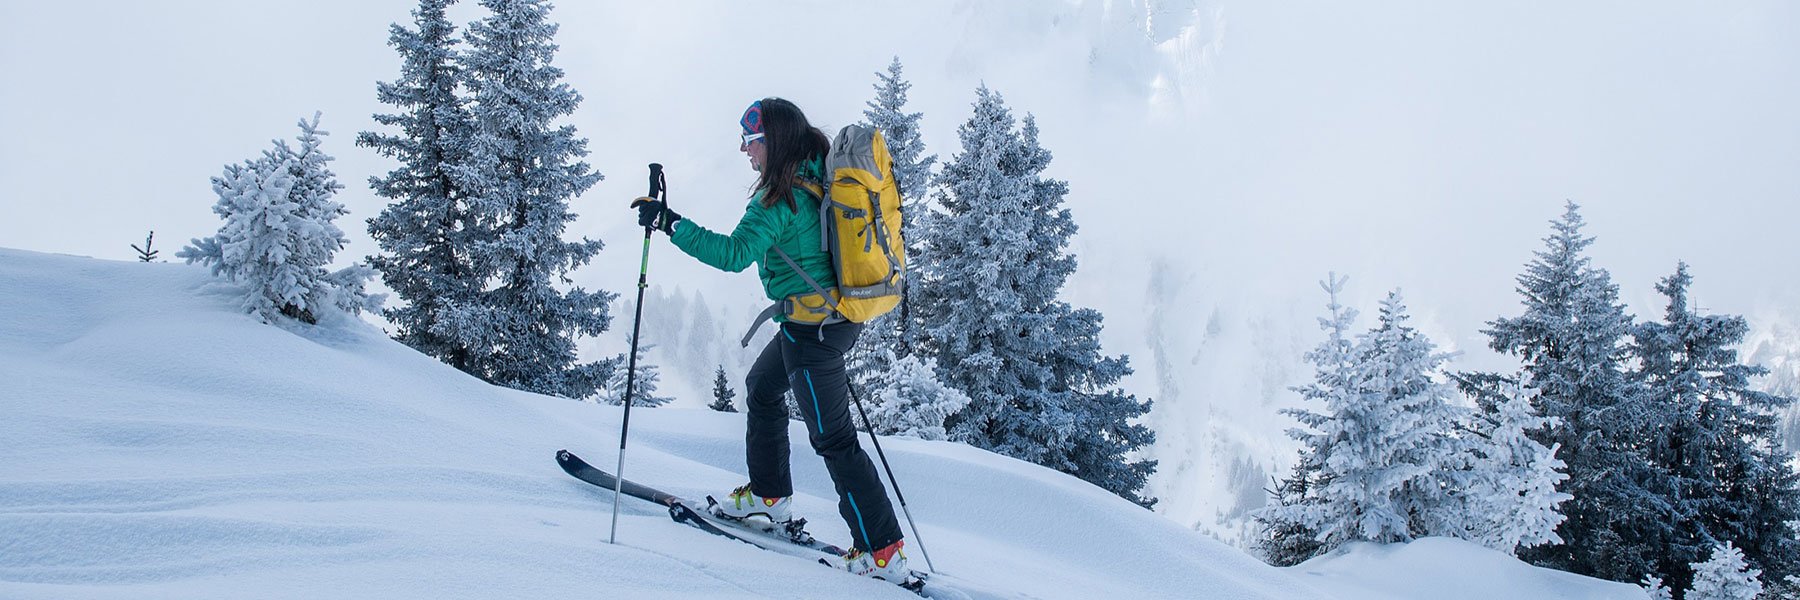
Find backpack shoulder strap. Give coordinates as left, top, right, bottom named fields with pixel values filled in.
left=771, top=247, right=837, bottom=312
left=794, top=175, right=830, bottom=252
left=795, top=178, right=824, bottom=199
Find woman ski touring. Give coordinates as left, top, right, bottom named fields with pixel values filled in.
left=629, top=98, right=909, bottom=583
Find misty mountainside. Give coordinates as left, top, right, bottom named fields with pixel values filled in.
left=1746, top=315, right=1800, bottom=452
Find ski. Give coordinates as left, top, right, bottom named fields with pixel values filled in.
left=556, top=449, right=769, bottom=550
left=555, top=449, right=928, bottom=593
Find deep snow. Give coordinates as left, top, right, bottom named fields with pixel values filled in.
left=0, top=248, right=1656, bottom=599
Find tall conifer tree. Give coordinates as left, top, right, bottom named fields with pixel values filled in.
left=361, top=0, right=484, bottom=371
left=1482, top=202, right=1666, bottom=582
left=917, top=86, right=1154, bottom=506
left=454, top=0, right=614, bottom=398
left=1631, top=263, right=1800, bottom=592
left=852, top=57, right=938, bottom=388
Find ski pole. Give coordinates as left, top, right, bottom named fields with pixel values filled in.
left=848, top=382, right=937, bottom=573
left=611, top=163, right=666, bottom=544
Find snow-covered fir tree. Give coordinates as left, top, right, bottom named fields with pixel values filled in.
left=180, top=158, right=297, bottom=316
left=1255, top=281, right=1468, bottom=558
left=361, top=0, right=485, bottom=373
left=179, top=113, right=378, bottom=325
left=1480, top=202, right=1666, bottom=583
left=1255, top=274, right=1357, bottom=566
left=1690, top=542, right=1764, bottom=600
left=453, top=0, right=615, bottom=398
left=1255, top=456, right=1328, bottom=566
left=916, top=85, right=1155, bottom=507
left=1642, top=576, right=1675, bottom=600
left=1452, top=371, right=1571, bottom=555
left=709, top=365, right=737, bottom=413
left=1351, top=291, right=1470, bottom=540
left=851, top=56, right=938, bottom=387
left=597, top=336, right=671, bottom=408
left=1630, top=263, right=1800, bottom=592
left=857, top=349, right=969, bottom=440
left=1770, top=576, right=1800, bottom=600
left=863, top=57, right=936, bottom=211
left=276, top=114, right=378, bottom=320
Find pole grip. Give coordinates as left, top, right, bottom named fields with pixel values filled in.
left=648, top=163, right=665, bottom=201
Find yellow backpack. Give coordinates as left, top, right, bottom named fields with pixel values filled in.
left=742, top=124, right=906, bottom=346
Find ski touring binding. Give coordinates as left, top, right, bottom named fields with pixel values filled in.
left=704, top=494, right=818, bottom=546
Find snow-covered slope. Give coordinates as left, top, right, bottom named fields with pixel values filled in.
left=3, top=245, right=1339, bottom=598
left=0, top=247, right=1313, bottom=599
left=1295, top=538, right=1646, bottom=600
left=0, top=248, right=1651, bottom=599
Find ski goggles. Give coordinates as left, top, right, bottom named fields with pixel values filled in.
left=740, top=131, right=765, bottom=145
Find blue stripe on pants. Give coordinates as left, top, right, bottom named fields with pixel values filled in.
left=804, top=369, right=823, bottom=434
left=847, top=491, right=873, bottom=551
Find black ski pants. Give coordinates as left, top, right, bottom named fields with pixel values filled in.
left=744, top=320, right=903, bottom=552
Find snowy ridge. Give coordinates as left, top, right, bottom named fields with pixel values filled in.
left=0, top=248, right=1655, bottom=598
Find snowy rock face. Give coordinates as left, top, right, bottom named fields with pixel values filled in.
left=1745, top=315, right=1800, bottom=453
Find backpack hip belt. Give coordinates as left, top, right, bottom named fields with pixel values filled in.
left=740, top=247, right=849, bottom=346
left=739, top=289, right=848, bottom=347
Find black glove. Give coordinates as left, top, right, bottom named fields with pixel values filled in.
left=630, top=196, right=681, bottom=235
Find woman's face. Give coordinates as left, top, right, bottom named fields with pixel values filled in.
left=741, top=135, right=767, bottom=173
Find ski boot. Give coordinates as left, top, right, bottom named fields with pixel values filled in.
left=708, top=484, right=792, bottom=521
left=822, top=540, right=923, bottom=590
left=706, top=484, right=819, bottom=544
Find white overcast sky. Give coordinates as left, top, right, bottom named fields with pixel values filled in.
left=2, top=0, right=1796, bottom=366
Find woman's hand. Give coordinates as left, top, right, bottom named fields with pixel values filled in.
left=630, top=197, right=681, bottom=235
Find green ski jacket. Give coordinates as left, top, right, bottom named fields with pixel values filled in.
left=670, top=158, right=836, bottom=318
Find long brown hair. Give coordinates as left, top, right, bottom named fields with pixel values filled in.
left=753, top=97, right=830, bottom=212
